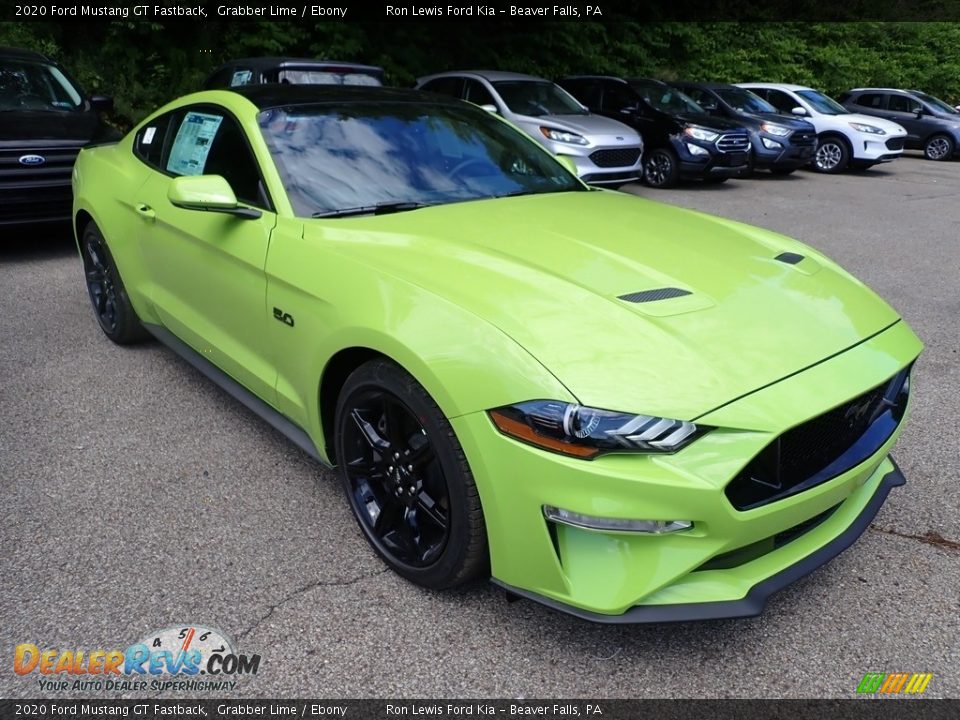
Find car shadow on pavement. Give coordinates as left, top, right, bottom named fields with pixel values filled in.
left=0, top=223, right=76, bottom=262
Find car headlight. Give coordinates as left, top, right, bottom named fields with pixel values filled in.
left=849, top=122, right=886, bottom=135
left=683, top=125, right=720, bottom=142
left=760, top=122, right=791, bottom=137
left=539, top=127, right=589, bottom=145
left=488, top=400, right=709, bottom=459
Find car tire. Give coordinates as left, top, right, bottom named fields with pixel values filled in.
left=643, top=148, right=680, bottom=188
left=923, top=134, right=955, bottom=161
left=334, top=359, right=488, bottom=590
left=811, top=135, right=850, bottom=173
left=770, top=167, right=796, bottom=176
left=80, top=222, right=149, bottom=345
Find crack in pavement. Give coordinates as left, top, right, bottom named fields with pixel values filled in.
left=870, top=524, right=960, bottom=553
left=235, top=568, right=391, bottom=643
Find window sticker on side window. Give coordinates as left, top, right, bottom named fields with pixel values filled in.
left=231, top=70, right=253, bottom=87
left=166, top=112, right=223, bottom=176
left=142, top=127, right=156, bottom=145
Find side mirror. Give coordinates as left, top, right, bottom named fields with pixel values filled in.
left=791, top=106, right=808, bottom=116
left=914, top=108, right=924, bottom=118
left=555, top=155, right=579, bottom=176
left=479, top=104, right=499, bottom=114
left=89, top=95, right=113, bottom=112
left=167, top=175, right=261, bottom=219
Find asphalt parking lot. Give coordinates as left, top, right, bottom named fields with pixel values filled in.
left=1, top=153, right=958, bottom=700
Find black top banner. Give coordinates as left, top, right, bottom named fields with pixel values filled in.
left=6, top=0, right=960, bottom=22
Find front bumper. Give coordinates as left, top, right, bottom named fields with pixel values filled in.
left=561, top=146, right=643, bottom=185
left=852, top=134, right=906, bottom=162
left=451, top=320, right=922, bottom=620
left=495, top=460, right=904, bottom=623
left=752, top=134, right=817, bottom=170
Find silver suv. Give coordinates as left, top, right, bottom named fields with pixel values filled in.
left=416, top=70, right=643, bottom=186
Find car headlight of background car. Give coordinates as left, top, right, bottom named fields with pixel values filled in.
left=488, top=400, right=710, bottom=458
left=760, top=122, right=792, bottom=137
left=849, top=122, right=887, bottom=135
left=683, top=125, right=720, bottom=142
left=539, top=126, right=589, bottom=145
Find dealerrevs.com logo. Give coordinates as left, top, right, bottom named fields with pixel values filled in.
left=14, top=625, right=260, bottom=693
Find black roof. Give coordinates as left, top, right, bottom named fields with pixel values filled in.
left=225, top=84, right=461, bottom=110
left=670, top=80, right=738, bottom=91
left=0, top=46, right=51, bottom=62
left=214, top=57, right=383, bottom=74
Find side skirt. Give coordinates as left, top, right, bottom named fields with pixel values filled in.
left=143, top=322, right=330, bottom=468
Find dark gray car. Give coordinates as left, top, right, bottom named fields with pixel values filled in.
left=838, top=88, right=960, bottom=161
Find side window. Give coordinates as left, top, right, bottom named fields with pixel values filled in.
left=134, top=113, right=173, bottom=170
left=856, top=93, right=885, bottom=109
left=888, top=94, right=921, bottom=113
left=765, top=89, right=798, bottom=113
left=684, top=88, right=716, bottom=110
left=420, top=77, right=464, bottom=98
left=463, top=79, right=496, bottom=107
left=601, top=84, right=638, bottom=114
left=229, top=68, right=254, bottom=87
left=166, top=109, right=267, bottom=208
left=561, top=81, right=600, bottom=110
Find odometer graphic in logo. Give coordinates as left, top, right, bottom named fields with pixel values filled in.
left=130, top=625, right=260, bottom=676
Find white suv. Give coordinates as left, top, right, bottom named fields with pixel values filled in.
left=737, top=83, right=907, bottom=173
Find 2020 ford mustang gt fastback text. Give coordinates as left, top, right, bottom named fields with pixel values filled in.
left=72, top=86, right=922, bottom=622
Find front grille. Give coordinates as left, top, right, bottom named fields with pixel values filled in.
left=589, top=148, right=641, bottom=168
left=790, top=131, right=817, bottom=146
left=714, top=152, right=748, bottom=167
left=716, top=134, right=750, bottom=152
left=886, top=137, right=905, bottom=151
left=0, top=145, right=81, bottom=223
left=725, top=368, right=911, bottom=511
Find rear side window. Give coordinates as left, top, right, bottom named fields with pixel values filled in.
left=134, top=113, right=173, bottom=170
left=464, top=79, right=496, bottom=107
left=888, top=94, right=921, bottom=113
left=763, top=89, right=798, bottom=114
left=420, top=77, right=464, bottom=98
left=601, top=84, right=637, bottom=114
left=562, top=81, right=601, bottom=111
left=855, top=93, right=884, bottom=109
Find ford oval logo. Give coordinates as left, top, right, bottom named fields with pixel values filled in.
left=19, top=154, right=46, bottom=166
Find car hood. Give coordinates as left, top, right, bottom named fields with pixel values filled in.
left=744, top=112, right=815, bottom=130
left=673, top=112, right=746, bottom=132
left=0, top=110, right=105, bottom=144
left=305, top=191, right=899, bottom=420
left=515, top=112, right=641, bottom=143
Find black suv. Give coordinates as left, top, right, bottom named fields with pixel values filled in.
left=1, top=47, right=115, bottom=226
left=204, top=58, right=384, bottom=89
left=671, top=81, right=817, bottom=175
left=558, top=76, right=751, bottom=187
left=838, top=88, right=960, bottom=161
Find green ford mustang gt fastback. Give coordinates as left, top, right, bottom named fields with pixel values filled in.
left=72, top=85, right=922, bottom=622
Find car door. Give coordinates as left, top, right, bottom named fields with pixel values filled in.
left=135, top=104, right=278, bottom=403
left=884, top=92, right=926, bottom=146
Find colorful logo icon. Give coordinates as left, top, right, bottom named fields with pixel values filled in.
left=856, top=672, right=933, bottom=695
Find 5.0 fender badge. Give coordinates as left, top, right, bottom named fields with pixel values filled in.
left=19, top=154, right=46, bottom=166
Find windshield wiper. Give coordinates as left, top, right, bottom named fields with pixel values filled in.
left=312, top=201, right=431, bottom=218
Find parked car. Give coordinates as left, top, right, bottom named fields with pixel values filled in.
left=416, top=70, right=643, bottom=186
left=72, top=84, right=922, bottom=622
left=738, top=83, right=907, bottom=173
left=0, top=46, right=116, bottom=227
left=204, top=58, right=384, bottom=89
left=837, top=88, right=960, bottom=161
left=671, top=81, right=817, bottom=175
left=558, top=76, right=751, bottom=188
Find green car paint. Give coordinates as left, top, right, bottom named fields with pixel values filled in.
left=72, top=88, right=922, bottom=620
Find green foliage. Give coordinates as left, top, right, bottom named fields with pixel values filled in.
left=3, top=21, right=960, bottom=131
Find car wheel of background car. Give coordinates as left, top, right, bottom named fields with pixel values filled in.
left=80, top=222, right=149, bottom=345
left=811, top=135, right=850, bottom=173
left=770, top=167, right=796, bottom=176
left=334, top=359, right=488, bottom=590
left=643, top=148, right=679, bottom=188
left=923, top=134, right=955, bottom=161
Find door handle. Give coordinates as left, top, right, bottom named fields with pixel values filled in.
left=135, top=203, right=156, bottom=220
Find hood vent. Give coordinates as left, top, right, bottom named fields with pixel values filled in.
left=775, top=252, right=804, bottom=265
left=618, top=287, right=692, bottom=303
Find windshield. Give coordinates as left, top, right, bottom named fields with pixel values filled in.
left=0, top=58, right=83, bottom=112
left=491, top=81, right=587, bottom=116
left=909, top=90, right=959, bottom=115
left=275, top=68, right=382, bottom=87
left=796, top=90, right=847, bottom=115
left=629, top=81, right=703, bottom=114
left=715, top=87, right=777, bottom=114
left=258, top=102, right=585, bottom=218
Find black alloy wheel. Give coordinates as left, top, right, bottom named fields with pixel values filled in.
left=335, top=360, right=487, bottom=589
left=80, top=223, right=147, bottom=344
left=643, top=148, right=679, bottom=188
